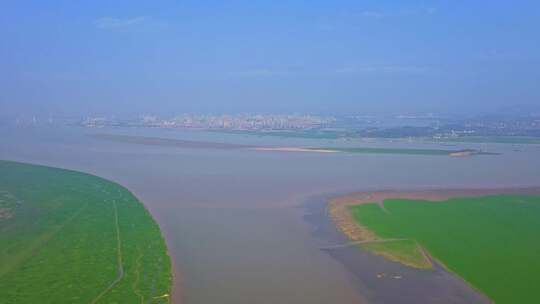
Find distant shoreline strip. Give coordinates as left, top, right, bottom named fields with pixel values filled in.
left=91, top=133, right=497, bottom=156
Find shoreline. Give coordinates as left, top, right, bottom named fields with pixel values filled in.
left=0, top=160, right=175, bottom=303
left=152, top=213, right=183, bottom=304
left=326, top=186, right=540, bottom=303
left=169, top=244, right=184, bottom=304
left=127, top=195, right=183, bottom=304
left=91, top=133, right=495, bottom=156
left=303, top=192, right=494, bottom=304
left=329, top=186, right=540, bottom=243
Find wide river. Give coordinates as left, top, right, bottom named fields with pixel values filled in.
left=2, top=126, right=539, bottom=303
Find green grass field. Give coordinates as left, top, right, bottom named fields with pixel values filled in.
left=0, top=161, right=171, bottom=304
left=360, top=239, right=432, bottom=269
left=350, top=195, right=540, bottom=303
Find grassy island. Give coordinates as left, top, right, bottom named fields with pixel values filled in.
left=348, top=194, right=540, bottom=304
left=0, top=161, right=171, bottom=304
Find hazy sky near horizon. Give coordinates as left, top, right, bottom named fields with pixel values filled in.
left=1, top=1, right=539, bottom=117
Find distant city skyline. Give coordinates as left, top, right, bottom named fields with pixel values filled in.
left=2, top=1, right=539, bottom=117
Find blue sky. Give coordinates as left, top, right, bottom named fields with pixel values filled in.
left=1, top=0, right=539, bottom=117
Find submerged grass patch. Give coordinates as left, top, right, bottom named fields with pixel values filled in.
left=350, top=195, right=540, bottom=304
left=0, top=160, right=171, bottom=304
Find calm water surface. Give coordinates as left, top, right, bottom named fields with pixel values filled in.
left=2, top=126, right=539, bottom=303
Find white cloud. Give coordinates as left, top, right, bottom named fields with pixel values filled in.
left=228, top=67, right=297, bottom=78
left=372, top=66, right=429, bottom=74
left=232, top=69, right=276, bottom=77
left=357, top=7, right=437, bottom=19
left=399, top=7, right=438, bottom=16
left=94, top=16, right=149, bottom=30
left=334, top=65, right=430, bottom=74
left=333, top=67, right=357, bottom=74
left=426, top=7, right=437, bottom=14
left=359, top=11, right=385, bottom=18
left=320, top=7, right=437, bottom=31
left=318, top=24, right=337, bottom=31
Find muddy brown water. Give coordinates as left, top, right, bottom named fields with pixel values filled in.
left=2, top=126, right=540, bottom=303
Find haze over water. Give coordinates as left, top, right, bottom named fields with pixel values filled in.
left=2, top=126, right=539, bottom=303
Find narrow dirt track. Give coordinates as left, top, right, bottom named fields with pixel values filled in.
left=89, top=199, right=124, bottom=304
left=320, top=238, right=408, bottom=250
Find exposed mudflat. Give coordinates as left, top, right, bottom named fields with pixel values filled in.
left=304, top=195, right=492, bottom=304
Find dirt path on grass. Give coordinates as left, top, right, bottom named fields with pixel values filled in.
left=320, top=238, right=408, bottom=250
left=89, top=199, right=124, bottom=304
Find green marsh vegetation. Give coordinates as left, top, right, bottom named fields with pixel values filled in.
left=350, top=195, right=540, bottom=303
left=360, top=239, right=432, bottom=269
left=0, top=161, right=171, bottom=304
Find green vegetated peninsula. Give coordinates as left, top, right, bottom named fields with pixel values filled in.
left=350, top=195, right=540, bottom=304
left=0, top=161, right=171, bottom=304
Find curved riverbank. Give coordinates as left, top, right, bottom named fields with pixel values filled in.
left=304, top=193, right=492, bottom=304
left=158, top=221, right=184, bottom=304
left=327, top=187, right=540, bottom=303
left=329, top=187, right=540, bottom=243
left=4, top=126, right=540, bottom=303
left=0, top=161, right=173, bottom=303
